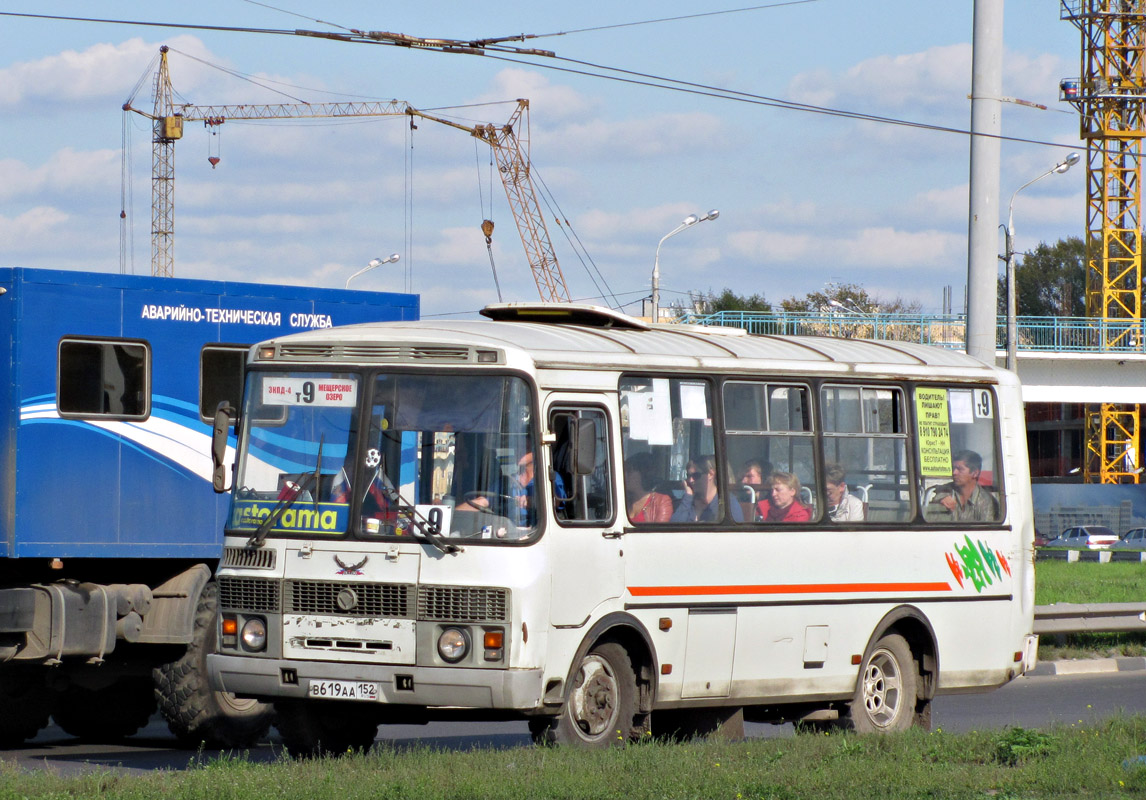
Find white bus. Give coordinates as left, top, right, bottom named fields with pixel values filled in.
left=207, top=303, right=1036, bottom=755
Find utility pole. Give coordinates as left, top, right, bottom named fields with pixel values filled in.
left=965, top=0, right=1004, bottom=364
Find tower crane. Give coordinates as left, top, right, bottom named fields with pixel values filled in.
left=124, top=46, right=569, bottom=302
left=1060, top=1, right=1145, bottom=483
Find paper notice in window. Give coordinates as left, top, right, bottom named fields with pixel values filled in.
left=648, top=379, right=673, bottom=445
left=679, top=381, right=709, bottom=421
left=948, top=389, right=974, bottom=424
left=915, top=387, right=952, bottom=477
left=625, top=381, right=673, bottom=446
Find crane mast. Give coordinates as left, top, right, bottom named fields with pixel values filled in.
left=1061, top=1, right=1145, bottom=483
left=126, top=49, right=569, bottom=301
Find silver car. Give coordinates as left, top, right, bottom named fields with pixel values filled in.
left=1112, top=527, right=1146, bottom=550
left=1045, top=525, right=1120, bottom=549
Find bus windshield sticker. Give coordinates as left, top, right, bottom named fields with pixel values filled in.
left=262, top=377, right=358, bottom=407
left=915, top=387, right=952, bottom=477
left=948, top=389, right=974, bottom=424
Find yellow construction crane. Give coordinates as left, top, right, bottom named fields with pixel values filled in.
left=1060, top=1, right=1144, bottom=483
left=124, top=46, right=569, bottom=302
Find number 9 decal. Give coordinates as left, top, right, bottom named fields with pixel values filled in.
left=975, top=389, right=993, bottom=419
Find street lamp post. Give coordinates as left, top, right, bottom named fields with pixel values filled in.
left=651, top=209, right=719, bottom=323
left=345, top=253, right=400, bottom=290
left=1003, top=152, right=1080, bottom=370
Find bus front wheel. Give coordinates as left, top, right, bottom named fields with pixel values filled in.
left=847, top=633, right=918, bottom=733
left=532, top=642, right=637, bottom=747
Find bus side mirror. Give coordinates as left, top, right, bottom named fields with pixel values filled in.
left=574, top=418, right=597, bottom=476
left=212, top=402, right=236, bottom=493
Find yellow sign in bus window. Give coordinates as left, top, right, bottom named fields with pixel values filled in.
left=915, top=387, right=952, bottom=477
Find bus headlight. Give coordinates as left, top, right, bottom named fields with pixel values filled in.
left=437, top=627, right=469, bottom=663
left=240, top=618, right=267, bottom=652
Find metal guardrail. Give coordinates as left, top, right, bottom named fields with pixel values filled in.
left=1034, top=603, right=1146, bottom=635
left=677, top=310, right=1146, bottom=354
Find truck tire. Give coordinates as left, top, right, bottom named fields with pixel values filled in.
left=275, top=700, right=379, bottom=758
left=52, top=677, right=156, bottom=742
left=153, top=581, right=274, bottom=749
left=0, top=666, right=51, bottom=746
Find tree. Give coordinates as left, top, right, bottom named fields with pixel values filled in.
left=695, top=288, right=772, bottom=314
left=999, top=236, right=1085, bottom=317
left=779, top=282, right=922, bottom=314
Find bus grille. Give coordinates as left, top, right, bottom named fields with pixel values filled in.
left=417, top=585, right=509, bottom=622
left=221, top=546, right=276, bottom=570
left=286, top=580, right=414, bottom=618
left=218, top=577, right=281, bottom=612
left=275, top=343, right=475, bottom=363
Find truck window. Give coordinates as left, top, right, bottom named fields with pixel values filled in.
left=200, top=344, right=248, bottom=421
left=57, top=337, right=150, bottom=420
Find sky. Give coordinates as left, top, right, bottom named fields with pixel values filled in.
left=0, top=1, right=1088, bottom=319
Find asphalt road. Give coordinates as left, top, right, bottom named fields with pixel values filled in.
left=4, top=670, right=1145, bottom=776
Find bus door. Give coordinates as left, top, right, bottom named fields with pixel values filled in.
left=545, top=401, right=622, bottom=626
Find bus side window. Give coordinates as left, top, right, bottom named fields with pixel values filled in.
left=915, top=386, right=1004, bottom=525
left=550, top=407, right=613, bottom=524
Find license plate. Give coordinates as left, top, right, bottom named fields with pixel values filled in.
left=307, top=679, right=380, bottom=701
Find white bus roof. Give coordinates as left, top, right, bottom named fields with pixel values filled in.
left=264, top=302, right=1001, bottom=381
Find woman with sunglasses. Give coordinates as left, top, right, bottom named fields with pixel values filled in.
left=670, top=455, right=743, bottom=523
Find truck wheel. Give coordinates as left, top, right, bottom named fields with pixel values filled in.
left=275, top=700, right=379, bottom=758
left=0, top=666, right=50, bottom=746
left=153, top=582, right=274, bottom=749
left=52, top=677, right=156, bottom=742
left=531, top=642, right=637, bottom=747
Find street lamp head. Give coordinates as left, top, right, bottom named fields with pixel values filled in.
left=703, top=209, right=720, bottom=221
left=682, top=214, right=700, bottom=226
left=1054, top=152, right=1081, bottom=173
left=346, top=253, right=400, bottom=289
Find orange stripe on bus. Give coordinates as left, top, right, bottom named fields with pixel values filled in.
left=627, top=582, right=952, bottom=597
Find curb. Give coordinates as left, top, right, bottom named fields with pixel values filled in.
left=1028, top=657, right=1146, bottom=677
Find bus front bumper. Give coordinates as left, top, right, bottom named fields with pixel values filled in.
left=208, top=653, right=544, bottom=710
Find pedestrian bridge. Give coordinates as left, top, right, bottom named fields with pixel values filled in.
left=680, top=311, right=1146, bottom=404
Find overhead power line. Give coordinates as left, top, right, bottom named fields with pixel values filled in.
left=0, top=7, right=1071, bottom=153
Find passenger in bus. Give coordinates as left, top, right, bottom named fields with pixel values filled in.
left=926, top=449, right=999, bottom=522
left=624, top=453, right=673, bottom=524
left=671, top=455, right=744, bottom=523
left=755, top=471, right=812, bottom=523
left=738, top=458, right=772, bottom=498
left=825, top=464, right=865, bottom=522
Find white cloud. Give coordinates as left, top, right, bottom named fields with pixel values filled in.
left=0, top=36, right=213, bottom=109
left=836, top=227, right=964, bottom=267
left=0, top=206, right=70, bottom=243
left=0, top=149, right=119, bottom=202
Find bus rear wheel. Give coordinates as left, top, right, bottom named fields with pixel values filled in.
left=846, top=633, right=918, bottom=733
left=533, top=642, right=637, bottom=747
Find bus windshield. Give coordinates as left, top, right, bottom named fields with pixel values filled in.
left=227, top=370, right=537, bottom=543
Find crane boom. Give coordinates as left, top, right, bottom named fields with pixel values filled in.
left=126, top=48, right=569, bottom=302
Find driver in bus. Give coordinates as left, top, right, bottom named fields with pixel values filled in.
left=927, top=449, right=999, bottom=522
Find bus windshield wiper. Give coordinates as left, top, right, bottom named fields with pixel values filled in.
left=374, top=465, right=461, bottom=555
left=247, top=436, right=323, bottom=548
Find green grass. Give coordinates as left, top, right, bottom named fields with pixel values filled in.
left=1036, top=560, right=1146, bottom=660
left=4, top=719, right=1146, bottom=799
left=1035, top=560, right=1146, bottom=605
